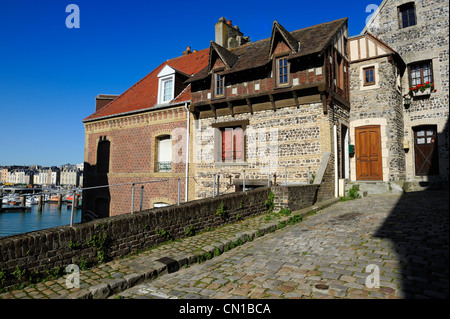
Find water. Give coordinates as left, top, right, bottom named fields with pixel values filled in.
left=0, top=203, right=82, bottom=238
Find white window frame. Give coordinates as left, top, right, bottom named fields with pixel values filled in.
left=157, top=65, right=176, bottom=104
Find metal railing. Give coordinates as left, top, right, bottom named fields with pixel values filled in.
left=157, top=161, right=171, bottom=172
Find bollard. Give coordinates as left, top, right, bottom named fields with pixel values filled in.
left=21, top=196, right=25, bottom=207
left=38, top=195, right=43, bottom=211
left=57, top=194, right=62, bottom=209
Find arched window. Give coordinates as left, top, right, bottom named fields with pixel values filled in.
left=156, top=135, right=172, bottom=172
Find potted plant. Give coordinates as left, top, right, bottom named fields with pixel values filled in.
left=409, top=82, right=436, bottom=97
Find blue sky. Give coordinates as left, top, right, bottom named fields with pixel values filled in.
left=0, top=0, right=379, bottom=167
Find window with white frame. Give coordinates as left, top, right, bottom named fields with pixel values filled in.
left=156, top=135, right=172, bottom=172
left=157, top=65, right=176, bottom=104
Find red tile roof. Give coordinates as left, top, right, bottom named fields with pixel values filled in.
left=83, top=48, right=210, bottom=122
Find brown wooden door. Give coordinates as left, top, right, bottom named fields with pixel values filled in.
left=414, top=126, right=439, bottom=176
left=355, top=125, right=382, bottom=180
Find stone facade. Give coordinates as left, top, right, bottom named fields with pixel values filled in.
left=363, top=0, right=449, bottom=182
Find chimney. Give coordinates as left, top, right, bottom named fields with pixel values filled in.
left=182, top=46, right=192, bottom=55
left=215, top=17, right=250, bottom=49
left=95, top=94, right=119, bottom=112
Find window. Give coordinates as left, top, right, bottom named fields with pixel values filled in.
left=410, top=61, right=433, bottom=86
left=156, top=135, right=172, bottom=172
left=363, top=66, right=375, bottom=86
left=161, top=78, right=173, bottom=102
left=399, top=3, right=416, bottom=28
left=215, top=73, right=225, bottom=96
left=277, top=57, right=289, bottom=85
left=218, top=127, right=244, bottom=162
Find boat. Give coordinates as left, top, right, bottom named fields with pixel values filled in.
left=49, top=195, right=60, bottom=202
left=25, top=196, right=38, bottom=206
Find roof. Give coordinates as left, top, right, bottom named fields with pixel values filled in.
left=187, top=18, right=348, bottom=83
left=83, top=48, right=210, bottom=122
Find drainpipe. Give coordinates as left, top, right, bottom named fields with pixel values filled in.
left=184, top=102, right=190, bottom=202
left=334, top=123, right=338, bottom=198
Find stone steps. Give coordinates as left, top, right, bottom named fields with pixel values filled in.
left=344, top=179, right=448, bottom=196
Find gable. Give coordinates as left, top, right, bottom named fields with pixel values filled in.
left=349, top=33, right=397, bottom=62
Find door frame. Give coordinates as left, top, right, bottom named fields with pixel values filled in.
left=413, top=125, right=439, bottom=176
left=355, top=125, right=383, bottom=181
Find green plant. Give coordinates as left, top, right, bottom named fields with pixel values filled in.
left=68, top=240, right=81, bottom=250
left=288, top=214, right=303, bottom=224
left=88, top=232, right=109, bottom=263
left=155, top=228, right=173, bottom=241
left=236, top=213, right=242, bottom=221
left=340, top=185, right=361, bottom=201
left=279, top=208, right=291, bottom=216
left=12, top=266, right=26, bottom=282
left=204, top=252, right=212, bottom=260
left=265, top=215, right=271, bottom=222
left=46, top=266, right=63, bottom=280
left=79, top=257, right=88, bottom=271
left=185, top=226, right=196, bottom=237
left=216, top=202, right=227, bottom=218
left=0, top=269, right=6, bottom=284
left=265, top=191, right=275, bottom=212
left=214, top=247, right=220, bottom=257
left=309, top=173, right=316, bottom=184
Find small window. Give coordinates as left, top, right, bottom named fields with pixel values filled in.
left=156, top=135, right=172, bottom=172
left=399, top=3, right=416, bottom=29
left=410, top=61, right=433, bottom=86
left=215, top=73, right=225, bottom=97
left=219, top=127, right=244, bottom=162
left=363, top=66, right=375, bottom=86
left=277, top=57, right=289, bottom=85
left=162, top=78, right=173, bottom=102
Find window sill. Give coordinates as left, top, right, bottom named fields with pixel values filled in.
left=215, top=162, right=248, bottom=167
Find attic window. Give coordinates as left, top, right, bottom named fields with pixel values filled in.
left=162, top=78, right=173, bottom=102
left=277, top=57, right=289, bottom=86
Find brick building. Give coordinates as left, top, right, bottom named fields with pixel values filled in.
left=82, top=48, right=210, bottom=220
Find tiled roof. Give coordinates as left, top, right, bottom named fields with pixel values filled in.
left=83, top=48, right=210, bottom=122
left=187, top=18, right=348, bottom=83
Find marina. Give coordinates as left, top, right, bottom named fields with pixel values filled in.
left=0, top=189, right=83, bottom=238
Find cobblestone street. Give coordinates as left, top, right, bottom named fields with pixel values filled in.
left=112, top=190, right=449, bottom=299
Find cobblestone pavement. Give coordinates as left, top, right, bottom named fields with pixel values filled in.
left=1, top=190, right=447, bottom=300
left=112, top=190, right=449, bottom=300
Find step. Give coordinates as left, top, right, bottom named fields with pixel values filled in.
left=344, top=181, right=404, bottom=196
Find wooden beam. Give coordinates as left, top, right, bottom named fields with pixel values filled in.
left=209, top=102, right=217, bottom=119
left=246, top=98, right=253, bottom=115
left=227, top=101, right=235, bottom=117
left=292, top=90, right=299, bottom=108
left=269, top=94, right=276, bottom=111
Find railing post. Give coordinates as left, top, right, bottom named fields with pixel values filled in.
left=213, top=173, right=216, bottom=198
left=268, top=166, right=271, bottom=186
left=131, top=183, right=135, bottom=214
left=285, top=166, right=287, bottom=186
left=243, top=169, right=246, bottom=192
left=216, top=174, right=220, bottom=196
left=140, top=186, right=144, bottom=212
left=177, top=178, right=180, bottom=205
left=70, top=191, right=75, bottom=227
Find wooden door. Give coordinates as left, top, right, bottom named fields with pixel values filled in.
left=414, top=126, right=439, bottom=176
left=355, top=125, right=382, bottom=180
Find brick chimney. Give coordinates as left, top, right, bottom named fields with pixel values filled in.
left=215, top=17, right=250, bottom=49
left=182, top=46, right=192, bottom=55
left=95, top=94, right=119, bottom=112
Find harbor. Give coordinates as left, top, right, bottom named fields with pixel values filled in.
left=0, top=187, right=83, bottom=237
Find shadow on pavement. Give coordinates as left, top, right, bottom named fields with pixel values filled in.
left=374, top=189, right=449, bottom=298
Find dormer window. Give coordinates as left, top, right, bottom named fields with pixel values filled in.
left=161, top=78, right=173, bottom=102
left=157, top=65, right=176, bottom=104
left=215, top=73, right=225, bottom=97
left=276, top=57, right=289, bottom=86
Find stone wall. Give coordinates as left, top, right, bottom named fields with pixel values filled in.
left=0, top=187, right=270, bottom=289
left=366, top=0, right=449, bottom=181
left=0, top=183, right=322, bottom=289
left=191, top=104, right=328, bottom=199
left=349, top=55, right=406, bottom=181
